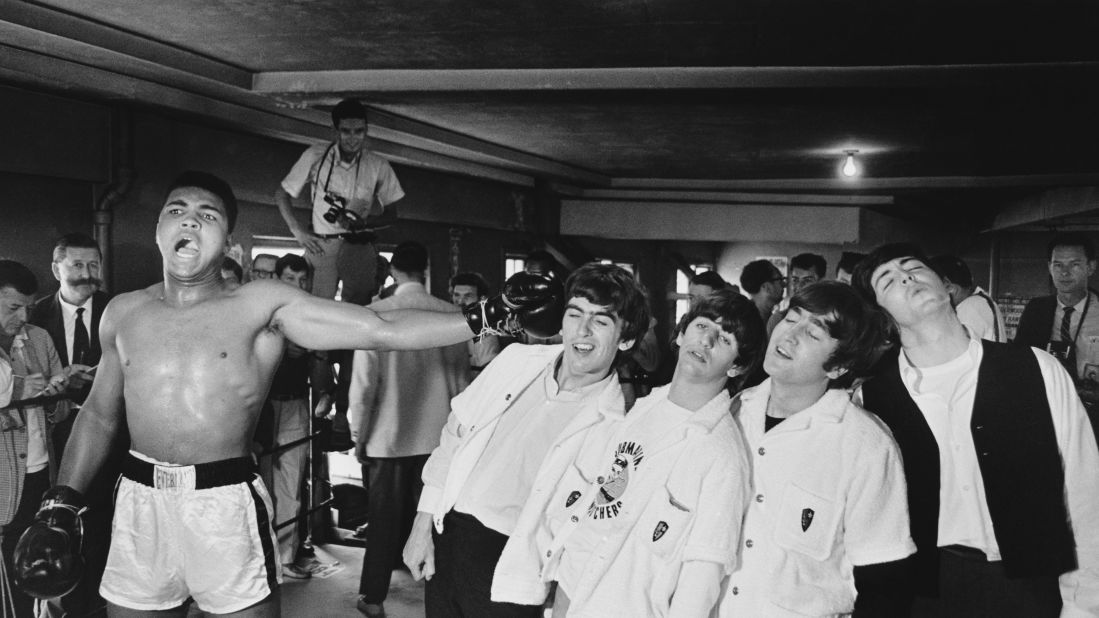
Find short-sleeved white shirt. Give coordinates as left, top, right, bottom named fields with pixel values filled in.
left=955, top=287, right=1005, bottom=343
left=545, top=386, right=750, bottom=617
left=280, top=143, right=404, bottom=235
left=720, top=382, right=916, bottom=618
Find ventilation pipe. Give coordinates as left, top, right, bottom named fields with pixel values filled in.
left=94, top=108, right=134, bottom=292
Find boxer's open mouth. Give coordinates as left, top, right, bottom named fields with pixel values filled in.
left=174, top=237, right=198, bottom=256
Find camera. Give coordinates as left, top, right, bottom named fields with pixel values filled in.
left=322, top=193, right=367, bottom=231
left=322, top=192, right=348, bottom=224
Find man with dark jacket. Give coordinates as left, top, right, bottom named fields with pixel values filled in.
left=1015, top=233, right=1099, bottom=424
left=854, top=242, right=1099, bottom=617
left=30, top=233, right=116, bottom=618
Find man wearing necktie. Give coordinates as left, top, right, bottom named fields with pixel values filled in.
left=1016, top=233, right=1099, bottom=432
left=29, top=232, right=114, bottom=618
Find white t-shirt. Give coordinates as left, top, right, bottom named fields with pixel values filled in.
left=955, top=287, right=1005, bottom=343
left=454, top=367, right=610, bottom=535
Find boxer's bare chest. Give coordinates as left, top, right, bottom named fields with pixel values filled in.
left=115, top=295, right=285, bottom=462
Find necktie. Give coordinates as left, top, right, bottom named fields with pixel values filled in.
left=1061, top=306, right=1075, bottom=343
left=73, top=307, right=89, bottom=366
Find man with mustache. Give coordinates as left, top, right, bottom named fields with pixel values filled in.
left=30, top=232, right=116, bottom=617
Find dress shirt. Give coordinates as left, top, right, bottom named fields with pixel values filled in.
left=1052, top=292, right=1099, bottom=379
left=896, top=335, right=1099, bottom=615
left=58, top=293, right=94, bottom=365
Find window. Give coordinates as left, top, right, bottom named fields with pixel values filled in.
left=670, top=263, right=713, bottom=324
left=505, top=256, right=526, bottom=279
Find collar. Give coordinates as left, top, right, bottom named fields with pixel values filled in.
left=58, top=291, right=92, bottom=318
left=624, top=385, right=731, bottom=457
left=10, top=327, right=29, bottom=351
left=1057, top=292, right=1091, bottom=312
left=392, top=281, right=426, bottom=296
left=898, top=333, right=982, bottom=394
left=739, top=379, right=851, bottom=428
left=331, top=144, right=362, bottom=168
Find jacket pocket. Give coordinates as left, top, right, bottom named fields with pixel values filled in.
left=636, top=485, right=695, bottom=560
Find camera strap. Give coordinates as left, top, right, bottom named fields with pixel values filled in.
left=314, top=142, right=361, bottom=208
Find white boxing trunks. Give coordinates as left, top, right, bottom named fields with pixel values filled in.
left=100, top=450, right=282, bottom=613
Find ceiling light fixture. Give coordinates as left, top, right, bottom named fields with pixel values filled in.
left=841, top=150, right=859, bottom=178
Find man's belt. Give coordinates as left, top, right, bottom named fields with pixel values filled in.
left=315, top=230, right=376, bottom=242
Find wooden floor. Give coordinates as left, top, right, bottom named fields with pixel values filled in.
left=281, top=543, right=427, bottom=618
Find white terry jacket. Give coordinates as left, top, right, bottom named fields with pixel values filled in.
left=418, top=343, right=627, bottom=536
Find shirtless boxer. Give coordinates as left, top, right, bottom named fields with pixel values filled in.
left=13, top=171, right=561, bottom=617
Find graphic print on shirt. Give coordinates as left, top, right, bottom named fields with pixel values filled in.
left=588, top=440, right=645, bottom=520
left=801, top=508, right=815, bottom=532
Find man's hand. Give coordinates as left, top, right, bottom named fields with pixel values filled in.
left=403, top=511, right=436, bottom=581
left=314, top=392, right=334, bottom=418
left=65, top=364, right=96, bottom=391
left=291, top=228, right=325, bottom=256
left=20, top=373, right=65, bottom=399
left=463, top=272, right=564, bottom=341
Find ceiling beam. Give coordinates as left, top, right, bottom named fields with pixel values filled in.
left=611, top=174, right=1099, bottom=191
left=0, top=2, right=251, bottom=88
left=561, top=201, right=860, bottom=243
left=990, top=187, right=1099, bottom=231
left=581, top=189, right=893, bottom=205
left=252, top=62, right=1099, bottom=93
left=0, top=45, right=534, bottom=188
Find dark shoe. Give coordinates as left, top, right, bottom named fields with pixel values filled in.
left=356, top=597, right=386, bottom=618
left=352, top=523, right=369, bottom=539
left=282, top=563, right=312, bottom=579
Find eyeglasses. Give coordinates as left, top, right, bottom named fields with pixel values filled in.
left=252, top=269, right=276, bottom=279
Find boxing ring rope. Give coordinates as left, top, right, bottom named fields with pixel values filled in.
left=255, top=428, right=331, bottom=532
left=1, top=392, right=330, bottom=536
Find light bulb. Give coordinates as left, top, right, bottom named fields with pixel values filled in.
left=841, top=151, right=859, bottom=177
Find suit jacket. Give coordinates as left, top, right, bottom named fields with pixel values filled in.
left=30, top=290, right=108, bottom=368
left=31, top=290, right=108, bottom=406
left=1014, top=294, right=1058, bottom=349
left=349, top=282, right=471, bottom=459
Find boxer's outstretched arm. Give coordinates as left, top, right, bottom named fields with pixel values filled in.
left=56, top=299, right=127, bottom=494
left=275, top=287, right=473, bottom=352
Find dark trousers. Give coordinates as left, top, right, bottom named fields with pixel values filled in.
left=425, top=511, right=542, bottom=618
left=1, top=468, right=50, bottom=618
left=911, top=547, right=1061, bottom=618
left=358, top=455, right=428, bottom=603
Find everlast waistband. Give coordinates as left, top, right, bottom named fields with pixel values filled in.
left=122, top=453, right=257, bottom=490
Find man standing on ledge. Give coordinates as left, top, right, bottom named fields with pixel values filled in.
left=275, top=98, right=404, bottom=305
left=15, top=171, right=560, bottom=618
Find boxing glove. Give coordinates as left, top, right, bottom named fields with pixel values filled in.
left=464, top=271, right=564, bottom=340
left=13, top=485, right=87, bottom=599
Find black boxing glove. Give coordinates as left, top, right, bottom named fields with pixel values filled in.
left=13, top=485, right=87, bottom=599
left=463, top=271, right=564, bottom=340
